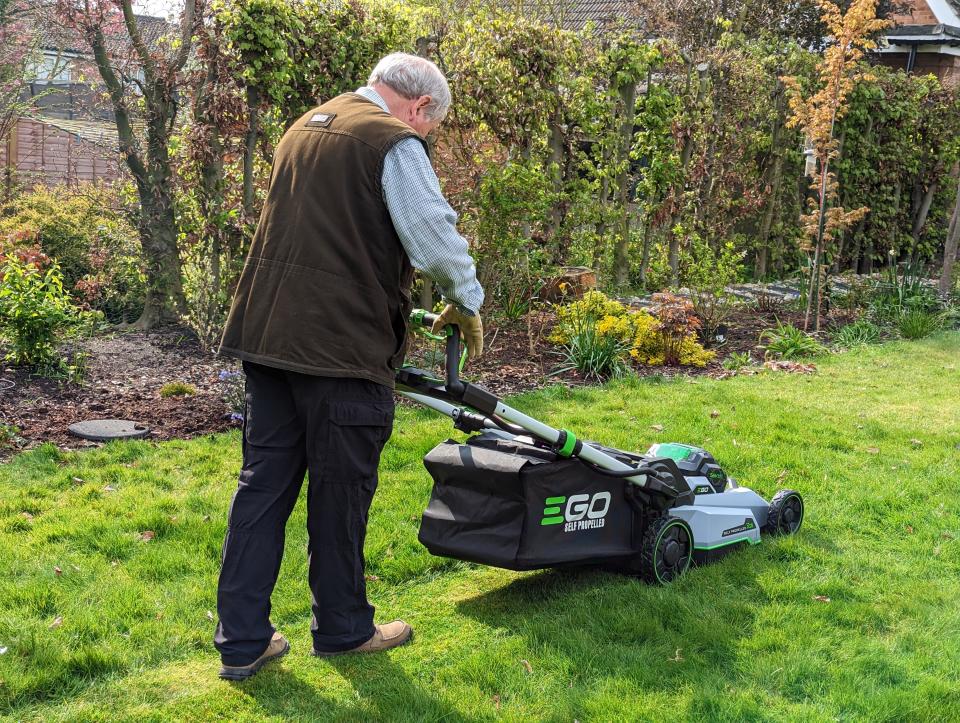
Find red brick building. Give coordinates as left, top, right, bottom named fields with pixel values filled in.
left=878, top=0, right=960, bottom=82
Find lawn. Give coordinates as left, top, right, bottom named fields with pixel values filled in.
left=1, top=334, right=959, bottom=722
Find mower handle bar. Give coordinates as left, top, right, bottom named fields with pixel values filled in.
left=411, top=310, right=464, bottom=395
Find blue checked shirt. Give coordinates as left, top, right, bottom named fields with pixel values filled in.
left=355, top=86, right=484, bottom=315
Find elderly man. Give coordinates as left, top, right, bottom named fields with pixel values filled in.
left=214, top=53, right=484, bottom=680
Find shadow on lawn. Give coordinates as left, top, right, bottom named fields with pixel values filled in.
left=241, top=653, right=476, bottom=722
left=455, top=561, right=769, bottom=696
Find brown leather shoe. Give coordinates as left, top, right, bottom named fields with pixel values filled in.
left=219, top=632, right=290, bottom=680
left=312, top=620, right=413, bottom=657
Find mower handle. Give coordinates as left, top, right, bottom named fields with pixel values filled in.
left=410, top=309, right=465, bottom=395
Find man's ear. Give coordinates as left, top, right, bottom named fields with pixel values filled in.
left=415, top=95, right=432, bottom=114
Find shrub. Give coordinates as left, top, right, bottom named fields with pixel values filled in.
left=0, top=185, right=145, bottom=323
left=630, top=310, right=715, bottom=367
left=685, top=240, right=743, bottom=344
left=550, top=291, right=715, bottom=370
left=469, top=159, right=554, bottom=320
left=160, top=381, right=197, bottom=398
left=897, top=309, right=943, bottom=340
left=0, top=423, right=23, bottom=450
left=0, top=256, right=85, bottom=368
left=653, top=293, right=706, bottom=366
left=722, top=351, right=754, bottom=371
left=759, top=322, right=827, bottom=359
left=834, top=319, right=881, bottom=348
left=182, top=240, right=234, bottom=350
left=550, top=290, right=629, bottom=344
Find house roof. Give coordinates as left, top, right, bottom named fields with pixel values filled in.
left=29, top=116, right=119, bottom=151
left=886, top=22, right=960, bottom=44
left=472, top=0, right=636, bottom=33
left=35, top=11, right=171, bottom=55
left=549, top=0, right=635, bottom=32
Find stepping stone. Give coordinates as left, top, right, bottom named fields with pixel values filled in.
left=68, top=419, right=150, bottom=442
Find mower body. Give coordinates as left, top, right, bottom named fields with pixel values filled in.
left=418, top=432, right=773, bottom=573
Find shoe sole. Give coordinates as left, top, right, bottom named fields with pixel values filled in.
left=219, top=640, right=290, bottom=680
left=311, top=630, right=414, bottom=658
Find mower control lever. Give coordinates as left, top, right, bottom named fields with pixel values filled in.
left=410, top=309, right=465, bottom=396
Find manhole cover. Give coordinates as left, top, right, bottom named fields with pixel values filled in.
left=68, top=419, right=150, bottom=442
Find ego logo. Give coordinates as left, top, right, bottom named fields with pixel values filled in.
left=540, top=492, right=611, bottom=532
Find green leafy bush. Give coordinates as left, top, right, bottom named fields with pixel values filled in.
left=834, top=319, right=882, bottom=348
left=550, top=290, right=630, bottom=344
left=722, top=351, right=754, bottom=371
left=469, top=160, right=554, bottom=319
left=685, top=240, right=743, bottom=343
left=759, top=322, right=827, bottom=359
left=550, top=291, right=715, bottom=371
left=0, top=256, right=85, bottom=368
left=0, top=185, right=145, bottom=323
left=897, top=309, right=943, bottom=340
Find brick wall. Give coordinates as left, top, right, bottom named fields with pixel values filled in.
left=890, top=0, right=939, bottom=26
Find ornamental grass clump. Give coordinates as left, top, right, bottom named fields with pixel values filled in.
left=759, top=322, right=827, bottom=359
left=897, top=309, right=944, bottom=340
left=834, top=319, right=882, bottom=348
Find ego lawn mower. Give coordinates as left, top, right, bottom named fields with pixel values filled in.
left=397, top=310, right=804, bottom=584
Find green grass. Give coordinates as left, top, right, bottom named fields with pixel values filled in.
left=2, top=335, right=960, bottom=722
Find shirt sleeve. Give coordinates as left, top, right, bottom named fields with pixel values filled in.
left=382, top=137, right=485, bottom=315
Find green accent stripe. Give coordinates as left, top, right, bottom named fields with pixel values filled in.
left=542, top=506, right=561, bottom=515
left=557, top=430, right=577, bottom=458
left=694, top=537, right=761, bottom=551
left=545, top=496, right=566, bottom=505
left=540, top=517, right=563, bottom=526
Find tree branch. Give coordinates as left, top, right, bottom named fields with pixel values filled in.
left=88, top=22, right=148, bottom=184
left=173, top=0, right=197, bottom=71
left=119, top=0, right=157, bottom=86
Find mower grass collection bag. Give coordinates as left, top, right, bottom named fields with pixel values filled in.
left=418, top=432, right=640, bottom=571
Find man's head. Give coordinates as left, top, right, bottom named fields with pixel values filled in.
left=367, top=53, right=451, bottom=138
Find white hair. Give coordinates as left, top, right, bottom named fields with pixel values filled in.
left=368, top=52, right=451, bottom=121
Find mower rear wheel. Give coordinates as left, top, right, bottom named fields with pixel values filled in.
left=765, top=489, right=804, bottom=535
left=638, top=514, right=693, bottom=584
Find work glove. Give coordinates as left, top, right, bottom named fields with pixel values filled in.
left=431, top=303, right=484, bottom=360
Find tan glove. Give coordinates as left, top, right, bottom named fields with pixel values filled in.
left=431, top=303, right=484, bottom=359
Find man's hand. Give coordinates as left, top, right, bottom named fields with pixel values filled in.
left=431, top=304, right=484, bottom=359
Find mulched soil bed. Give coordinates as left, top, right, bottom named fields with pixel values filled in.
left=0, top=308, right=842, bottom=460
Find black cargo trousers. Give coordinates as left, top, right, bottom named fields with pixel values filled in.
left=214, top=360, right=395, bottom=665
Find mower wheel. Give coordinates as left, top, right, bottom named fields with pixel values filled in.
left=765, top=489, right=804, bottom=535
left=638, top=514, right=693, bottom=584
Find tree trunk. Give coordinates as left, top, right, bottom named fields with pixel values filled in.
left=909, top=176, right=939, bottom=259
left=612, top=79, right=637, bottom=287
left=756, top=111, right=785, bottom=280
left=134, top=199, right=186, bottom=328
left=243, top=85, right=260, bottom=218
left=940, top=171, right=960, bottom=295
left=667, top=60, right=709, bottom=285
left=546, top=116, right=566, bottom=256
left=418, top=275, right=433, bottom=309
left=592, top=151, right=611, bottom=270
left=638, top=221, right=652, bottom=286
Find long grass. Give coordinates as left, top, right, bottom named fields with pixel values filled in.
left=1, top=334, right=959, bottom=721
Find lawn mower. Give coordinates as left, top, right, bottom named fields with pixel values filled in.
left=397, top=310, right=804, bottom=583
